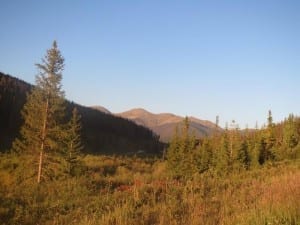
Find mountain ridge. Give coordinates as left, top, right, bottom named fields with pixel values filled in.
left=116, top=108, right=218, bottom=142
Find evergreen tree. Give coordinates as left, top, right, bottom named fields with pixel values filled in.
left=215, top=127, right=231, bottom=173
left=237, top=140, right=250, bottom=170
left=267, top=110, right=273, bottom=128
left=258, top=137, right=268, bottom=165
left=249, top=130, right=260, bottom=168
left=196, top=138, right=213, bottom=173
left=263, top=110, right=276, bottom=161
left=63, top=108, right=83, bottom=176
left=282, top=114, right=299, bottom=159
left=166, top=126, right=182, bottom=177
left=13, top=41, right=65, bottom=183
left=166, top=117, right=197, bottom=179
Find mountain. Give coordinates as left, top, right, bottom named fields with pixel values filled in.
left=117, top=108, right=218, bottom=142
left=0, top=72, right=163, bottom=154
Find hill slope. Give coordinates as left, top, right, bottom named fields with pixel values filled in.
left=0, top=72, right=163, bottom=154
left=90, top=105, right=111, bottom=114
left=117, top=108, right=218, bottom=142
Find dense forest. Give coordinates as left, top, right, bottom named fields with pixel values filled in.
left=0, top=72, right=163, bottom=155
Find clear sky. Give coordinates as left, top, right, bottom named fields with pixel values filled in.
left=0, top=0, right=299, bottom=128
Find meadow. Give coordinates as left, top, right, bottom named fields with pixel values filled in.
left=0, top=153, right=299, bottom=225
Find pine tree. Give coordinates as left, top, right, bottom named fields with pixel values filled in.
left=267, top=110, right=273, bottom=128
left=264, top=110, right=276, bottom=161
left=13, top=41, right=65, bottom=183
left=214, top=126, right=233, bottom=174
left=249, top=130, right=260, bottom=168
left=258, top=137, right=268, bottom=165
left=166, top=117, right=197, bottom=179
left=196, top=138, right=213, bottom=173
left=282, top=114, right=299, bottom=159
left=166, top=126, right=182, bottom=178
left=63, top=108, right=83, bottom=176
left=237, top=140, right=250, bottom=170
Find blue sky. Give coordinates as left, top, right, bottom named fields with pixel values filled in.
left=0, top=0, right=299, bottom=128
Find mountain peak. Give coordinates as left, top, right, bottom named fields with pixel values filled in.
left=126, top=108, right=151, bottom=114
left=117, top=108, right=153, bottom=118
left=117, top=108, right=217, bottom=142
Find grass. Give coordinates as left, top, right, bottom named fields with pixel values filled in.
left=0, top=154, right=299, bottom=225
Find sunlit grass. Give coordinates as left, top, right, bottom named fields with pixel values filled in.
left=0, top=154, right=299, bottom=225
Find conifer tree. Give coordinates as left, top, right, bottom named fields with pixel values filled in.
left=265, top=111, right=276, bottom=148
left=267, top=110, right=273, bottom=128
left=196, top=138, right=213, bottom=173
left=282, top=114, right=299, bottom=159
left=166, top=126, right=182, bottom=177
left=249, top=131, right=260, bottom=168
left=215, top=127, right=231, bottom=174
left=264, top=110, right=276, bottom=161
left=258, top=137, right=268, bottom=165
left=166, top=117, right=197, bottom=179
left=63, top=108, right=83, bottom=176
left=237, top=140, right=250, bottom=170
left=13, top=41, right=65, bottom=183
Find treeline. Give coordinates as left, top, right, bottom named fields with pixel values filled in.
left=166, top=112, right=300, bottom=179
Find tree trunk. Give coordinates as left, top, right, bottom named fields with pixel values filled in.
left=38, top=98, right=49, bottom=183
left=37, top=144, right=43, bottom=183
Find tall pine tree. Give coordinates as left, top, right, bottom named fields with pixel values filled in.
left=13, top=41, right=66, bottom=183
left=263, top=110, right=276, bottom=161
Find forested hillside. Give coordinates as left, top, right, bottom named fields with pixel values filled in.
left=0, top=72, right=163, bottom=154
left=0, top=73, right=31, bottom=151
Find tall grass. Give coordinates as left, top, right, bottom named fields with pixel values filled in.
left=0, top=154, right=299, bottom=225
